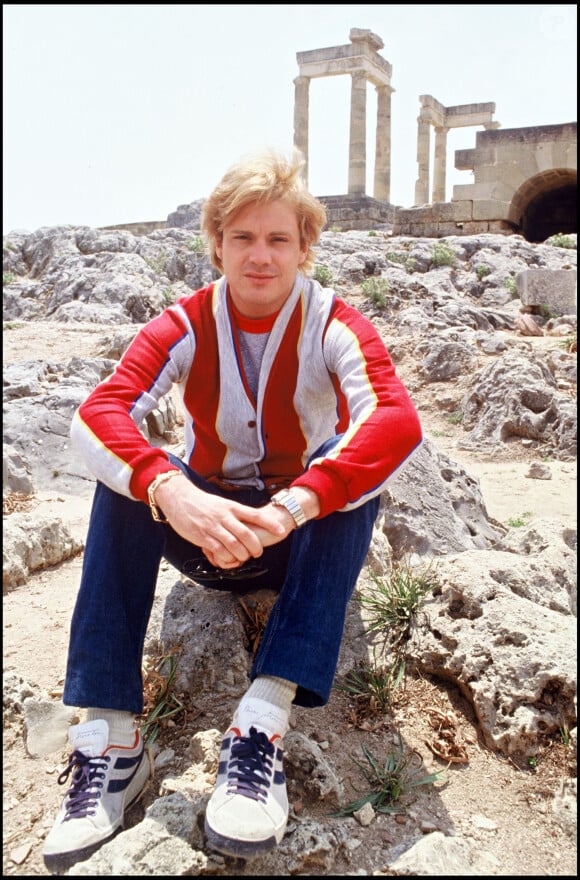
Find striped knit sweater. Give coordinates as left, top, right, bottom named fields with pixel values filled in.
left=71, top=274, right=422, bottom=518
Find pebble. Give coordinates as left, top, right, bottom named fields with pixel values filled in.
left=9, top=842, right=32, bottom=865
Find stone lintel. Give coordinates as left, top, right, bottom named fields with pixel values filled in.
left=444, top=110, right=496, bottom=128
left=418, top=98, right=445, bottom=127
left=297, top=45, right=392, bottom=86
left=419, top=96, right=497, bottom=129
left=419, top=95, right=446, bottom=115
left=445, top=101, right=496, bottom=120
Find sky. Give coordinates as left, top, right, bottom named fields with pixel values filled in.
left=3, top=4, right=577, bottom=234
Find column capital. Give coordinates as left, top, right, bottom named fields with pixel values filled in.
left=350, top=69, right=367, bottom=82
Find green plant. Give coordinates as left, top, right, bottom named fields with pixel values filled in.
left=358, top=556, right=438, bottom=662
left=367, top=229, right=377, bottom=237
left=360, top=276, right=389, bottom=307
left=145, top=250, right=168, bottom=274
left=430, top=243, right=456, bottom=268
left=405, top=257, right=418, bottom=274
left=3, top=272, right=15, bottom=285
left=330, top=734, right=444, bottom=817
left=386, top=251, right=406, bottom=264
left=539, top=303, right=557, bottom=319
left=447, top=412, right=463, bottom=426
left=558, top=331, right=576, bottom=354
left=545, top=233, right=576, bottom=249
left=475, top=265, right=491, bottom=280
left=507, top=511, right=532, bottom=528
left=560, top=724, right=571, bottom=746
left=504, top=275, right=518, bottom=298
left=527, top=756, right=538, bottom=768
left=137, top=651, right=185, bottom=745
left=313, top=264, right=333, bottom=286
left=187, top=235, right=205, bottom=256
left=162, top=286, right=175, bottom=304
left=335, top=656, right=406, bottom=717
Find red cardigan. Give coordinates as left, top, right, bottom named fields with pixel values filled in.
left=71, top=275, right=422, bottom=518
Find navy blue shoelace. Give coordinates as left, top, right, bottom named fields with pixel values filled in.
left=57, top=750, right=110, bottom=819
left=226, top=727, right=275, bottom=803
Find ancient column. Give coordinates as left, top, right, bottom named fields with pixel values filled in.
left=373, top=84, right=392, bottom=201
left=293, top=76, right=310, bottom=184
left=348, top=71, right=367, bottom=195
left=294, top=30, right=393, bottom=202
left=414, top=117, right=431, bottom=205
left=432, top=126, right=448, bottom=203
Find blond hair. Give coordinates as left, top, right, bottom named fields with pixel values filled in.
left=201, top=149, right=327, bottom=274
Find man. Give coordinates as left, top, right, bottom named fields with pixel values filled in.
left=43, top=150, right=422, bottom=872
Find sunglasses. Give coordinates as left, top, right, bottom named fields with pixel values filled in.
left=183, top=559, right=269, bottom=583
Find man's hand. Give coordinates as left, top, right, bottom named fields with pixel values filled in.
left=252, top=486, right=321, bottom=548
left=153, top=475, right=286, bottom=569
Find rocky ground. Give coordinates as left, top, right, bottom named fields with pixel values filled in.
left=3, top=316, right=577, bottom=876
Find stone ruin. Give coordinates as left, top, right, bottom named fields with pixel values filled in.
left=291, top=28, right=577, bottom=242
left=102, top=28, right=576, bottom=244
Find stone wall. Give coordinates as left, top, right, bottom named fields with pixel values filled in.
left=393, top=202, right=515, bottom=238
left=100, top=220, right=166, bottom=235
left=317, top=195, right=395, bottom=231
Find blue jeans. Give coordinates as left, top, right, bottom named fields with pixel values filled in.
left=63, top=444, right=379, bottom=713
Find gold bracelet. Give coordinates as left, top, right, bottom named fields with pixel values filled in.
left=147, top=470, right=183, bottom=523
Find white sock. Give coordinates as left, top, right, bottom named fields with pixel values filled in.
left=85, top=707, right=137, bottom=746
left=243, top=675, right=296, bottom=717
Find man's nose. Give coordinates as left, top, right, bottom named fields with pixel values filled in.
left=249, top=240, right=272, bottom=264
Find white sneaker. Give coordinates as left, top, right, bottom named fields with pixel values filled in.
left=43, top=719, right=150, bottom=874
left=204, top=698, right=289, bottom=857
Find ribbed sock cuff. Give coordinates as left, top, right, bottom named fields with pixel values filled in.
left=86, top=707, right=137, bottom=746
left=245, top=675, right=297, bottom=716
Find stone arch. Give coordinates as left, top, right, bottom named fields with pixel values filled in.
left=509, top=169, right=577, bottom=242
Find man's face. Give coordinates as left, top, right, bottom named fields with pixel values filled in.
left=216, top=199, right=308, bottom=318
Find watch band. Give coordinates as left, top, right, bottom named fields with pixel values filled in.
left=147, top=470, right=183, bottom=522
left=270, top=488, right=307, bottom=528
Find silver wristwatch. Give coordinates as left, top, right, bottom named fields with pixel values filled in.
left=270, top=488, right=307, bottom=528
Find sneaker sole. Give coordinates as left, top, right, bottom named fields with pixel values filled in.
left=43, top=827, right=122, bottom=875
left=204, top=816, right=282, bottom=858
